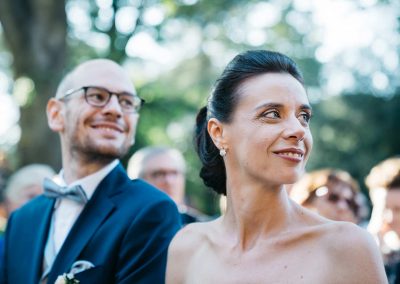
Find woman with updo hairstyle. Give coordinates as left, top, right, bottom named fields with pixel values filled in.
left=166, top=50, right=386, bottom=283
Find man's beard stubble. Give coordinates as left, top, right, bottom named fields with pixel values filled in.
left=66, top=112, right=134, bottom=165
left=70, top=140, right=130, bottom=165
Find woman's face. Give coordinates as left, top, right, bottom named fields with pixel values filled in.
left=383, top=189, right=400, bottom=236
left=222, top=73, right=313, bottom=187
left=310, top=182, right=359, bottom=223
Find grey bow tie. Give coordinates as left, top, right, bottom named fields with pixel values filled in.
left=43, top=178, right=88, bottom=204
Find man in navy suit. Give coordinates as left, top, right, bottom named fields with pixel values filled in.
left=0, top=59, right=181, bottom=284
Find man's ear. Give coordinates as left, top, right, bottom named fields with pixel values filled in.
left=207, top=118, right=227, bottom=150
left=46, top=98, right=64, bottom=132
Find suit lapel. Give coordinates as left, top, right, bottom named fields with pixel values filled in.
left=47, top=165, right=126, bottom=283
left=26, top=197, right=55, bottom=284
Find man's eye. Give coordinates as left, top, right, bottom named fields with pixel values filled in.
left=119, top=97, right=134, bottom=107
left=88, top=92, right=107, bottom=101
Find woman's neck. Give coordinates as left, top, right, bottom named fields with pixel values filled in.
left=222, top=180, right=295, bottom=251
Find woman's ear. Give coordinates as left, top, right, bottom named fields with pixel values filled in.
left=46, top=98, right=64, bottom=132
left=207, top=118, right=227, bottom=150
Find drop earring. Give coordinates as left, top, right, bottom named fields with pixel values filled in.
left=219, top=148, right=226, bottom=157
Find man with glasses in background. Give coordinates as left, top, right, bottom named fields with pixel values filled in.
left=128, top=146, right=209, bottom=226
left=0, top=59, right=181, bottom=284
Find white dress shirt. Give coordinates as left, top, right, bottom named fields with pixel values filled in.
left=45, top=160, right=119, bottom=264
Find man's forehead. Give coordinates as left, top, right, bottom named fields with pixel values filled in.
left=76, top=58, right=122, bottom=71
left=146, top=154, right=183, bottom=171
left=147, top=167, right=180, bottom=174
left=69, top=60, right=136, bottom=92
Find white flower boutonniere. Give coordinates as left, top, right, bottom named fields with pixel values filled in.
left=54, top=273, right=80, bottom=284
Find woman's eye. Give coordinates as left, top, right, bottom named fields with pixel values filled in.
left=262, top=110, right=280, bottom=119
left=299, top=112, right=312, bottom=123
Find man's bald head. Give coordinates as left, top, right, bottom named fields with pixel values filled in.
left=55, top=59, right=136, bottom=99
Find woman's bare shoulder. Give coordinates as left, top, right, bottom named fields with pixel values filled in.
left=170, top=219, right=219, bottom=250
left=166, top=219, right=220, bottom=284
left=290, top=205, right=386, bottom=283
left=321, top=222, right=387, bottom=283
left=322, top=221, right=377, bottom=250
left=289, top=215, right=387, bottom=283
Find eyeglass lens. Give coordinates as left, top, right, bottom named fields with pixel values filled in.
left=327, top=193, right=358, bottom=213
left=85, top=87, right=142, bottom=112
left=149, top=170, right=181, bottom=180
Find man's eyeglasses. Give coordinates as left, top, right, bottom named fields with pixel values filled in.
left=61, top=86, right=145, bottom=113
left=147, top=170, right=182, bottom=180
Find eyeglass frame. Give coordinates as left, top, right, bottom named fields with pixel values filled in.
left=146, top=169, right=184, bottom=180
left=311, top=185, right=359, bottom=215
left=59, top=86, right=145, bottom=113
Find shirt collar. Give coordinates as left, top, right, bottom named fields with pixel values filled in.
left=55, top=160, right=119, bottom=200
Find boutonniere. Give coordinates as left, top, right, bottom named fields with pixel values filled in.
left=54, top=273, right=80, bottom=284
left=54, top=260, right=94, bottom=284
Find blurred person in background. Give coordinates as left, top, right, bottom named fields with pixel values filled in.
left=128, top=146, right=208, bottom=225
left=0, top=167, right=10, bottom=235
left=3, top=164, right=55, bottom=215
left=290, top=168, right=367, bottom=224
left=366, top=156, right=400, bottom=283
left=0, top=164, right=55, bottom=265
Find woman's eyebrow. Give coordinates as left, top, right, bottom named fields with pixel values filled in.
left=300, top=104, right=312, bottom=112
left=254, top=103, right=283, bottom=111
left=254, top=103, right=312, bottom=112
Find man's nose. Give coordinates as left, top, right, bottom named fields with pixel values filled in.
left=102, top=95, right=123, bottom=116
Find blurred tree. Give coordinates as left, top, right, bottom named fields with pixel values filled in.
left=308, top=93, right=400, bottom=193
left=0, top=0, right=67, bottom=168
left=0, top=0, right=398, bottom=215
left=0, top=0, right=321, bottom=213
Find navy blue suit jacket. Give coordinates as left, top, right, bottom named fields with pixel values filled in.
left=0, top=163, right=181, bottom=284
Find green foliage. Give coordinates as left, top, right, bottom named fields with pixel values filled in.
left=308, top=93, right=400, bottom=194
